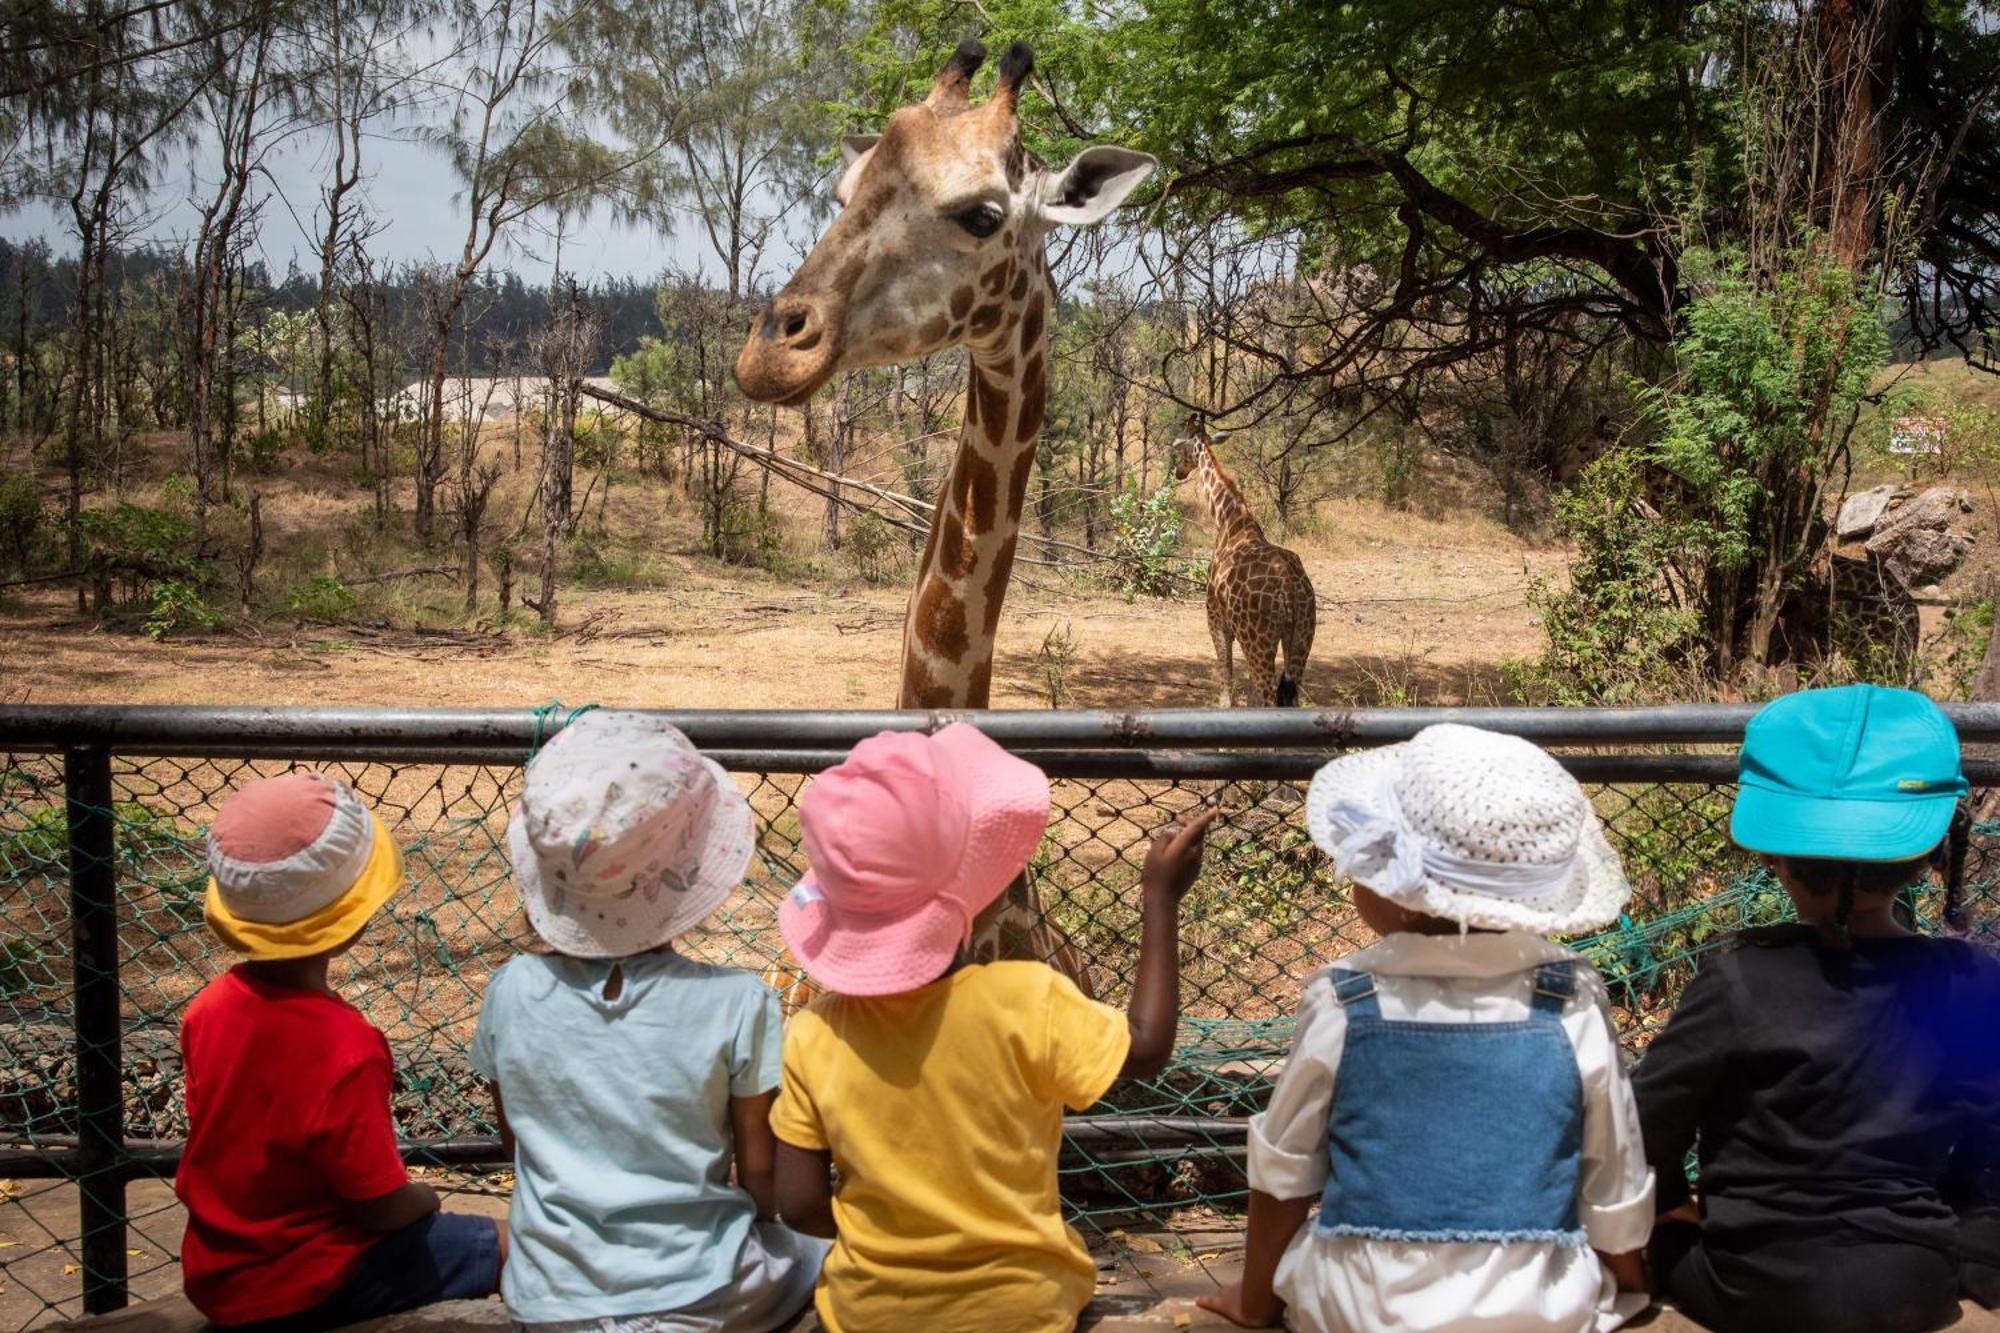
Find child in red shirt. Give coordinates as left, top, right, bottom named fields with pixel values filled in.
left=177, top=772, right=502, bottom=1329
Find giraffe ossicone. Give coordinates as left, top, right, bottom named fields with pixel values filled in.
left=735, top=38, right=1153, bottom=1001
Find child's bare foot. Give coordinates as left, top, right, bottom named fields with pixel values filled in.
left=1197, top=1282, right=1284, bottom=1328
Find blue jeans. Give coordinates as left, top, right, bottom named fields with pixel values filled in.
left=221, top=1212, right=501, bottom=1332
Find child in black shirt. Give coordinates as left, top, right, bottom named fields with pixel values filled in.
left=1634, top=684, right=2000, bottom=1333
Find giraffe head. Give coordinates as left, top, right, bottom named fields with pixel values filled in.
left=1171, top=420, right=1219, bottom=480
left=734, top=39, right=1156, bottom=406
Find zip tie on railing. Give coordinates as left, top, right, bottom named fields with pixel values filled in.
left=527, top=700, right=600, bottom=760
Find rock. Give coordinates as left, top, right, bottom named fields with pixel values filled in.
left=1874, top=526, right=1976, bottom=587
left=1866, top=486, right=1977, bottom=587
left=1837, top=484, right=1899, bottom=540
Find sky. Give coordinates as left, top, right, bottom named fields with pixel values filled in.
left=0, top=122, right=720, bottom=284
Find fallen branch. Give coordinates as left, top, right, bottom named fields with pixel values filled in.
left=578, top=383, right=934, bottom=522
left=0, top=569, right=85, bottom=590
left=340, top=565, right=461, bottom=587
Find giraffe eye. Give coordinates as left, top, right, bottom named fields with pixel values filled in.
left=955, top=203, right=1004, bottom=238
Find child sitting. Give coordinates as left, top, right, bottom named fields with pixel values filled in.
left=471, top=711, right=823, bottom=1332
left=1202, top=723, right=1654, bottom=1332
left=768, top=723, right=1218, bottom=1332
left=1634, top=684, right=2000, bottom=1333
left=178, top=771, right=502, bottom=1330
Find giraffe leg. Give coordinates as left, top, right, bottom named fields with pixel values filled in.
left=1281, top=584, right=1316, bottom=705
left=1213, top=624, right=1234, bottom=707
left=1245, top=634, right=1281, bottom=706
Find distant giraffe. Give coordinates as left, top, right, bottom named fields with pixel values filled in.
left=1173, top=425, right=1316, bottom=707
left=735, top=38, right=1155, bottom=1004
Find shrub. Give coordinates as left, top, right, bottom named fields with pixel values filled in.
left=845, top=512, right=900, bottom=584
left=76, top=503, right=200, bottom=579
left=1518, top=241, right=1887, bottom=699
left=157, top=473, right=197, bottom=515
left=568, top=530, right=648, bottom=587
left=285, top=574, right=359, bottom=620
left=0, top=472, right=44, bottom=575
left=0, top=800, right=207, bottom=933
left=718, top=495, right=784, bottom=571
left=1109, top=480, right=1188, bottom=596
left=144, top=580, right=224, bottom=639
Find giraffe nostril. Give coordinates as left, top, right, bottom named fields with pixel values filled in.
left=782, top=311, right=808, bottom=338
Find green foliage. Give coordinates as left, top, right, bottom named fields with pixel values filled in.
left=75, top=502, right=205, bottom=601
left=717, top=494, right=786, bottom=571
left=0, top=801, right=207, bottom=931
left=1197, top=813, right=1324, bottom=934
left=1109, top=480, right=1188, bottom=596
left=284, top=575, right=359, bottom=620
left=844, top=512, right=900, bottom=584
left=568, top=530, right=650, bottom=587
left=1518, top=244, right=1889, bottom=700
left=1036, top=621, right=1078, bottom=708
left=1509, top=452, right=1706, bottom=704
left=0, top=933, right=53, bottom=1001
left=1932, top=598, right=1994, bottom=700
left=156, top=473, right=197, bottom=514
left=0, top=472, right=45, bottom=575
left=144, top=580, right=224, bottom=639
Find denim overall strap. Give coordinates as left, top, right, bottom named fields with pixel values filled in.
left=1329, top=968, right=1380, bottom=1018
left=1529, top=960, right=1576, bottom=1018
left=1316, top=963, right=1586, bottom=1244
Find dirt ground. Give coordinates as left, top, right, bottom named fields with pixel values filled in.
left=0, top=492, right=1554, bottom=713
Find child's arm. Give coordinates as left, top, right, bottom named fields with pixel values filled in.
left=774, top=1141, right=836, bottom=1238
left=1122, top=808, right=1222, bottom=1080
left=730, top=1090, right=780, bottom=1220
left=1198, top=1188, right=1310, bottom=1328
left=490, top=1082, right=515, bottom=1161
left=345, top=1179, right=441, bottom=1232
left=1570, top=965, right=1659, bottom=1290
left=1629, top=960, right=1731, bottom=1222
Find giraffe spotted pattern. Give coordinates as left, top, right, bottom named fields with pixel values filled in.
left=1174, top=427, right=1317, bottom=707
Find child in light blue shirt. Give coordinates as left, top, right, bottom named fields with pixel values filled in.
left=471, top=711, right=823, bottom=1332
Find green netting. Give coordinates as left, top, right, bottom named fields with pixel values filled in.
left=2, top=737, right=1997, bottom=1326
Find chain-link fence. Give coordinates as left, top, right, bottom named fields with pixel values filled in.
left=3, top=704, right=1998, bottom=1328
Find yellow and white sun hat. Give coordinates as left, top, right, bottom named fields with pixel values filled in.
left=203, top=771, right=405, bottom=960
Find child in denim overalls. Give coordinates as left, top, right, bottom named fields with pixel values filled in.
left=1203, top=724, right=1654, bottom=1332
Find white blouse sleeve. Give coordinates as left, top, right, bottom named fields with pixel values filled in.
left=1568, top=963, right=1657, bottom=1253
left=1247, top=969, right=1348, bottom=1201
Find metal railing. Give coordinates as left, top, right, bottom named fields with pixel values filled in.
left=2, top=703, right=1997, bottom=1325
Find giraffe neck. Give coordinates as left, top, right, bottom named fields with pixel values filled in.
left=1200, top=444, right=1264, bottom=551
left=897, top=243, right=1051, bottom=708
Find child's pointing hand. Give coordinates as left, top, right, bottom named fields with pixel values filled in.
left=1142, top=806, right=1223, bottom=903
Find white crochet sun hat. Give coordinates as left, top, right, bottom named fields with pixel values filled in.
left=507, top=711, right=756, bottom=958
left=1306, top=723, right=1632, bottom=935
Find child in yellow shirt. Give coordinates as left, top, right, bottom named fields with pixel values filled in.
left=770, top=723, right=1217, bottom=1333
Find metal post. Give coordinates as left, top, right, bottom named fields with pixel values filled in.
left=65, top=742, right=126, bottom=1314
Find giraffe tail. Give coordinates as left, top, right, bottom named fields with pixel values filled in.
left=1275, top=672, right=1299, bottom=707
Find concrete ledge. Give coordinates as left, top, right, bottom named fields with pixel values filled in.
left=47, top=1289, right=2000, bottom=1333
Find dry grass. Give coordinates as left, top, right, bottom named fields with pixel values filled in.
left=0, top=420, right=1555, bottom=712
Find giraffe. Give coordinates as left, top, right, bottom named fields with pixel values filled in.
left=1172, top=424, right=1316, bottom=707
left=734, top=38, right=1154, bottom=1003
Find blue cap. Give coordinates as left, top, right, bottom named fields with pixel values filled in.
left=1731, top=684, right=1965, bottom=862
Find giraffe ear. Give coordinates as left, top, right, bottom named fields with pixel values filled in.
left=833, top=135, right=881, bottom=205
left=1034, top=146, right=1156, bottom=227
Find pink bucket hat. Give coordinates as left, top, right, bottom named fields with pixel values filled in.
left=779, top=724, right=1051, bottom=996
left=507, top=711, right=756, bottom=958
